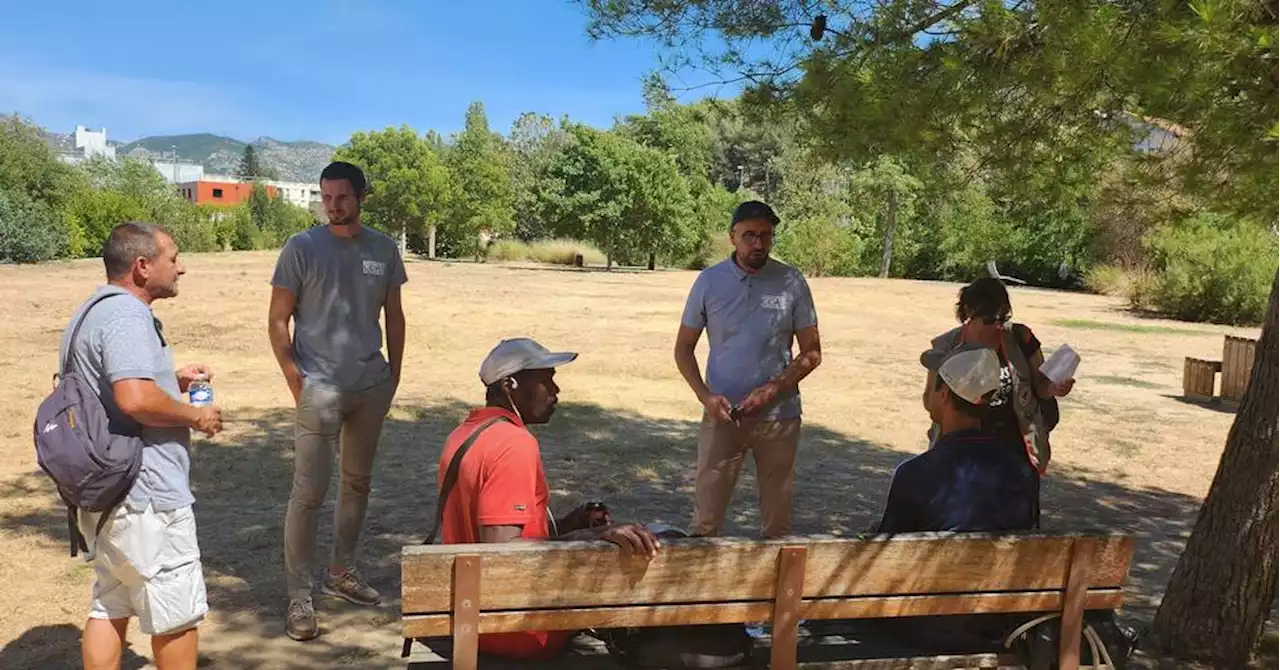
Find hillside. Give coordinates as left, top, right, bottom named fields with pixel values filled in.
left=118, top=133, right=335, bottom=182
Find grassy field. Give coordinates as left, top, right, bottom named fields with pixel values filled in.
left=0, top=251, right=1261, bottom=669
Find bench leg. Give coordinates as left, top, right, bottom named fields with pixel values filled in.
left=1058, top=540, right=1094, bottom=670
left=770, top=547, right=807, bottom=670
left=453, top=555, right=482, bottom=670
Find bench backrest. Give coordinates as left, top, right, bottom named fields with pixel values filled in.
left=401, top=532, right=1133, bottom=639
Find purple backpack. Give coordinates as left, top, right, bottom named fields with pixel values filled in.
left=33, top=293, right=143, bottom=556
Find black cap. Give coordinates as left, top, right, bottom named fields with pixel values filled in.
left=731, top=200, right=780, bottom=228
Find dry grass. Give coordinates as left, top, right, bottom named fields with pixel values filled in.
left=0, top=252, right=1261, bottom=668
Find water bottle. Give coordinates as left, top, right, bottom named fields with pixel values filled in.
left=188, top=379, right=214, bottom=407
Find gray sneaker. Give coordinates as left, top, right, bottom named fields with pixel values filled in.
left=286, top=597, right=319, bottom=641
left=321, top=567, right=381, bottom=606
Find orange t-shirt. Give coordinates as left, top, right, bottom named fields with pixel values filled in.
left=437, top=406, right=572, bottom=660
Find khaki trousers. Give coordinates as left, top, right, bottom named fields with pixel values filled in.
left=692, top=415, right=801, bottom=538
left=284, top=376, right=395, bottom=600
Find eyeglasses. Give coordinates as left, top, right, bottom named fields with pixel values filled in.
left=739, top=231, right=773, bottom=245
left=980, top=313, right=1012, bottom=326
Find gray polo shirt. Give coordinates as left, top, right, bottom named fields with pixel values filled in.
left=680, top=256, right=819, bottom=421
left=60, top=285, right=193, bottom=512
left=271, top=225, right=408, bottom=392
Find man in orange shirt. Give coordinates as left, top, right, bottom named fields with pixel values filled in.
left=435, top=337, right=661, bottom=661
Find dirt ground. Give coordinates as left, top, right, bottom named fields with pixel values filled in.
left=0, top=251, right=1262, bottom=669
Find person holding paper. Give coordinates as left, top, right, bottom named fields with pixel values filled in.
left=919, top=277, right=1075, bottom=526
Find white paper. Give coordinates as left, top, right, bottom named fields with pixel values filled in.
left=1040, top=344, right=1081, bottom=385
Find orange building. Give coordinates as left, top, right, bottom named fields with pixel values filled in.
left=177, top=180, right=278, bottom=205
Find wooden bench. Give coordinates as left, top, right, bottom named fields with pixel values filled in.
left=400, top=532, right=1133, bottom=669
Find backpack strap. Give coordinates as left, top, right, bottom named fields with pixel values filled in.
left=423, top=416, right=511, bottom=544
left=61, top=292, right=130, bottom=377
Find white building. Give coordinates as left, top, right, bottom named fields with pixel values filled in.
left=150, top=159, right=205, bottom=184
left=73, top=125, right=116, bottom=161
left=264, top=179, right=321, bottom=209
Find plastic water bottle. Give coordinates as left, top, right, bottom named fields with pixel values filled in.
left=188, top=380, right=214, bottom=407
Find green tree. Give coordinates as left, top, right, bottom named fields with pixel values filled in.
left=507, top=112, right=570, bottom=241
left=584, top=0, right=1280, bottom=662
left=0, top=114, right=83, bottom=213
left=334, top=125, right=452, bottom=255
left=540, top=124, right=696, bottom=269
left=448, top=102, right=516, bottom=260
left=846, top=155, right=922, bottom=277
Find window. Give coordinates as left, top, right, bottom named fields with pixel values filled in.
left=212, top=188, right=224, bottom=198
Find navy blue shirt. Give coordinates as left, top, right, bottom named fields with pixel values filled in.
left=878, top=429, right=1036, bottom=533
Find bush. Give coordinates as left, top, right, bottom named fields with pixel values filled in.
left=774, top=216, right=864, bottom=277
left=1084, top=264, right=1135, bottom=297
left=1142, top=213, right=1277, bottom=325
left=528, top=239, right=606, bottom=266
left=487, top=239, right=531, bottom=262
left=0, top=189, right=66, bottom=263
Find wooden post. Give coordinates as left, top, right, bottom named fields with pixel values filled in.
left=770, top=546, right=807, bottom=670
left=1058, top=540, right=1094, bottom=670
left=452, top=555, right=482, bottom=670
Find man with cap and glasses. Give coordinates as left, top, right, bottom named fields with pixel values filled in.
left=674, top=200, right=822, bottom=539
left=878, top=343, right=1037, bottom=533
left=432, top=337, right=662, bottom=661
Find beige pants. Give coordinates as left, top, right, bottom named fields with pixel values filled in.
left=692, top=415, right=802, bottom=538
left=284, top=376, right=395, bottom=600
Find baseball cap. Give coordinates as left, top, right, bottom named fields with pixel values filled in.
left=731, top=200, right=780, bottom=228
left=925, top=343, right=1001, bottom=405
left=479, top=337, right=578, bottom=386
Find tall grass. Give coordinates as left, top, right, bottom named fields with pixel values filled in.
left=485, top=238, right=607, bottom=266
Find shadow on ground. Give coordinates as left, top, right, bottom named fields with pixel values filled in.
left=0, top=398, right=1226, bottom=668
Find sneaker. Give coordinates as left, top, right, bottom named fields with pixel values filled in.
left=321, top=567, right=381, bottom=606
left=286, top=597, right=319, bottom=641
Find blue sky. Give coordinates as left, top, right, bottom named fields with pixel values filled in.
left=0, top=0, right=721, bottom=145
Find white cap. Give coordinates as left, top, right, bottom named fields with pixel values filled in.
left=930, top=344, right=1001, bottom=405
left=479, top=337, right=578, bottom=386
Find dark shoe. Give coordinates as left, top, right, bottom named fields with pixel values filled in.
left=286, top=597, right=319, bottom=641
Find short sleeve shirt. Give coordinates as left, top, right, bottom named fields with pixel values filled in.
left=59, top=285, right=193, bottom=512
left=437, top=406, right=570, bottom=659
left=270, top=225, right=407, bottom=392
left=680, top=256, right=818, bottom=421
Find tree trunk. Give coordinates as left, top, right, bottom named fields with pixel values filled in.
left=398, top=227, right=407, bottom=255
left=879, top=189, right=897, bottom=278
left=648, top=252, right=656, bottom=271
left=606, top=250, right=613, bottom=271
left=1150, top=275, right=1279, bottom=666
left=428, top=224, right=437, bottom=259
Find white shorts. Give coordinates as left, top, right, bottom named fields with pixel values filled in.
left=79, top=503, right=208, bottom=636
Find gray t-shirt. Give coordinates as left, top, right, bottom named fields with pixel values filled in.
left=59, top=285, right=193, bottom=512
left=271, top=225, right=408, bottom=392
left=680, top=256, right=819, bottom=421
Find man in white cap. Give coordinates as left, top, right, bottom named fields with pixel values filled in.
left=433, top=337, right=662, bottom=661
left=877, top=344, right=1037, bottom=533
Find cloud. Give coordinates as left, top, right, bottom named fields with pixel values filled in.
left=0, top=64, right=250, bottom=140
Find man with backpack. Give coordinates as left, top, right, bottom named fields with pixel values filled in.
left=57, top=221, right=222, bottom=670
left=432, top=337, right=661, bottom=661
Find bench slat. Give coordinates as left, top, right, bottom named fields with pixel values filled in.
left=402, top=534, right=1133, bottom=614
left=402, top=587, right=1125, bottom=638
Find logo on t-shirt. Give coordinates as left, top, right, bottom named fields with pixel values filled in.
left=513, top=504, right=526, bottom=511
left=362, top=260, right=387, bottom=276
left=761, top=295, right=787, bottom=310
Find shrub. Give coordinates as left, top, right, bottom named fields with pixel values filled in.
left=0, top=189, right=66, bottom=263
left=1084, top=264, right=1134, bottom=297
left=773, top=216, right=864, bottom=277
left=1143, top=213, right=1277, bottom=325
left=528, top=239, right=606, bottom=266
left=487, top=239, right=531, bottom=262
